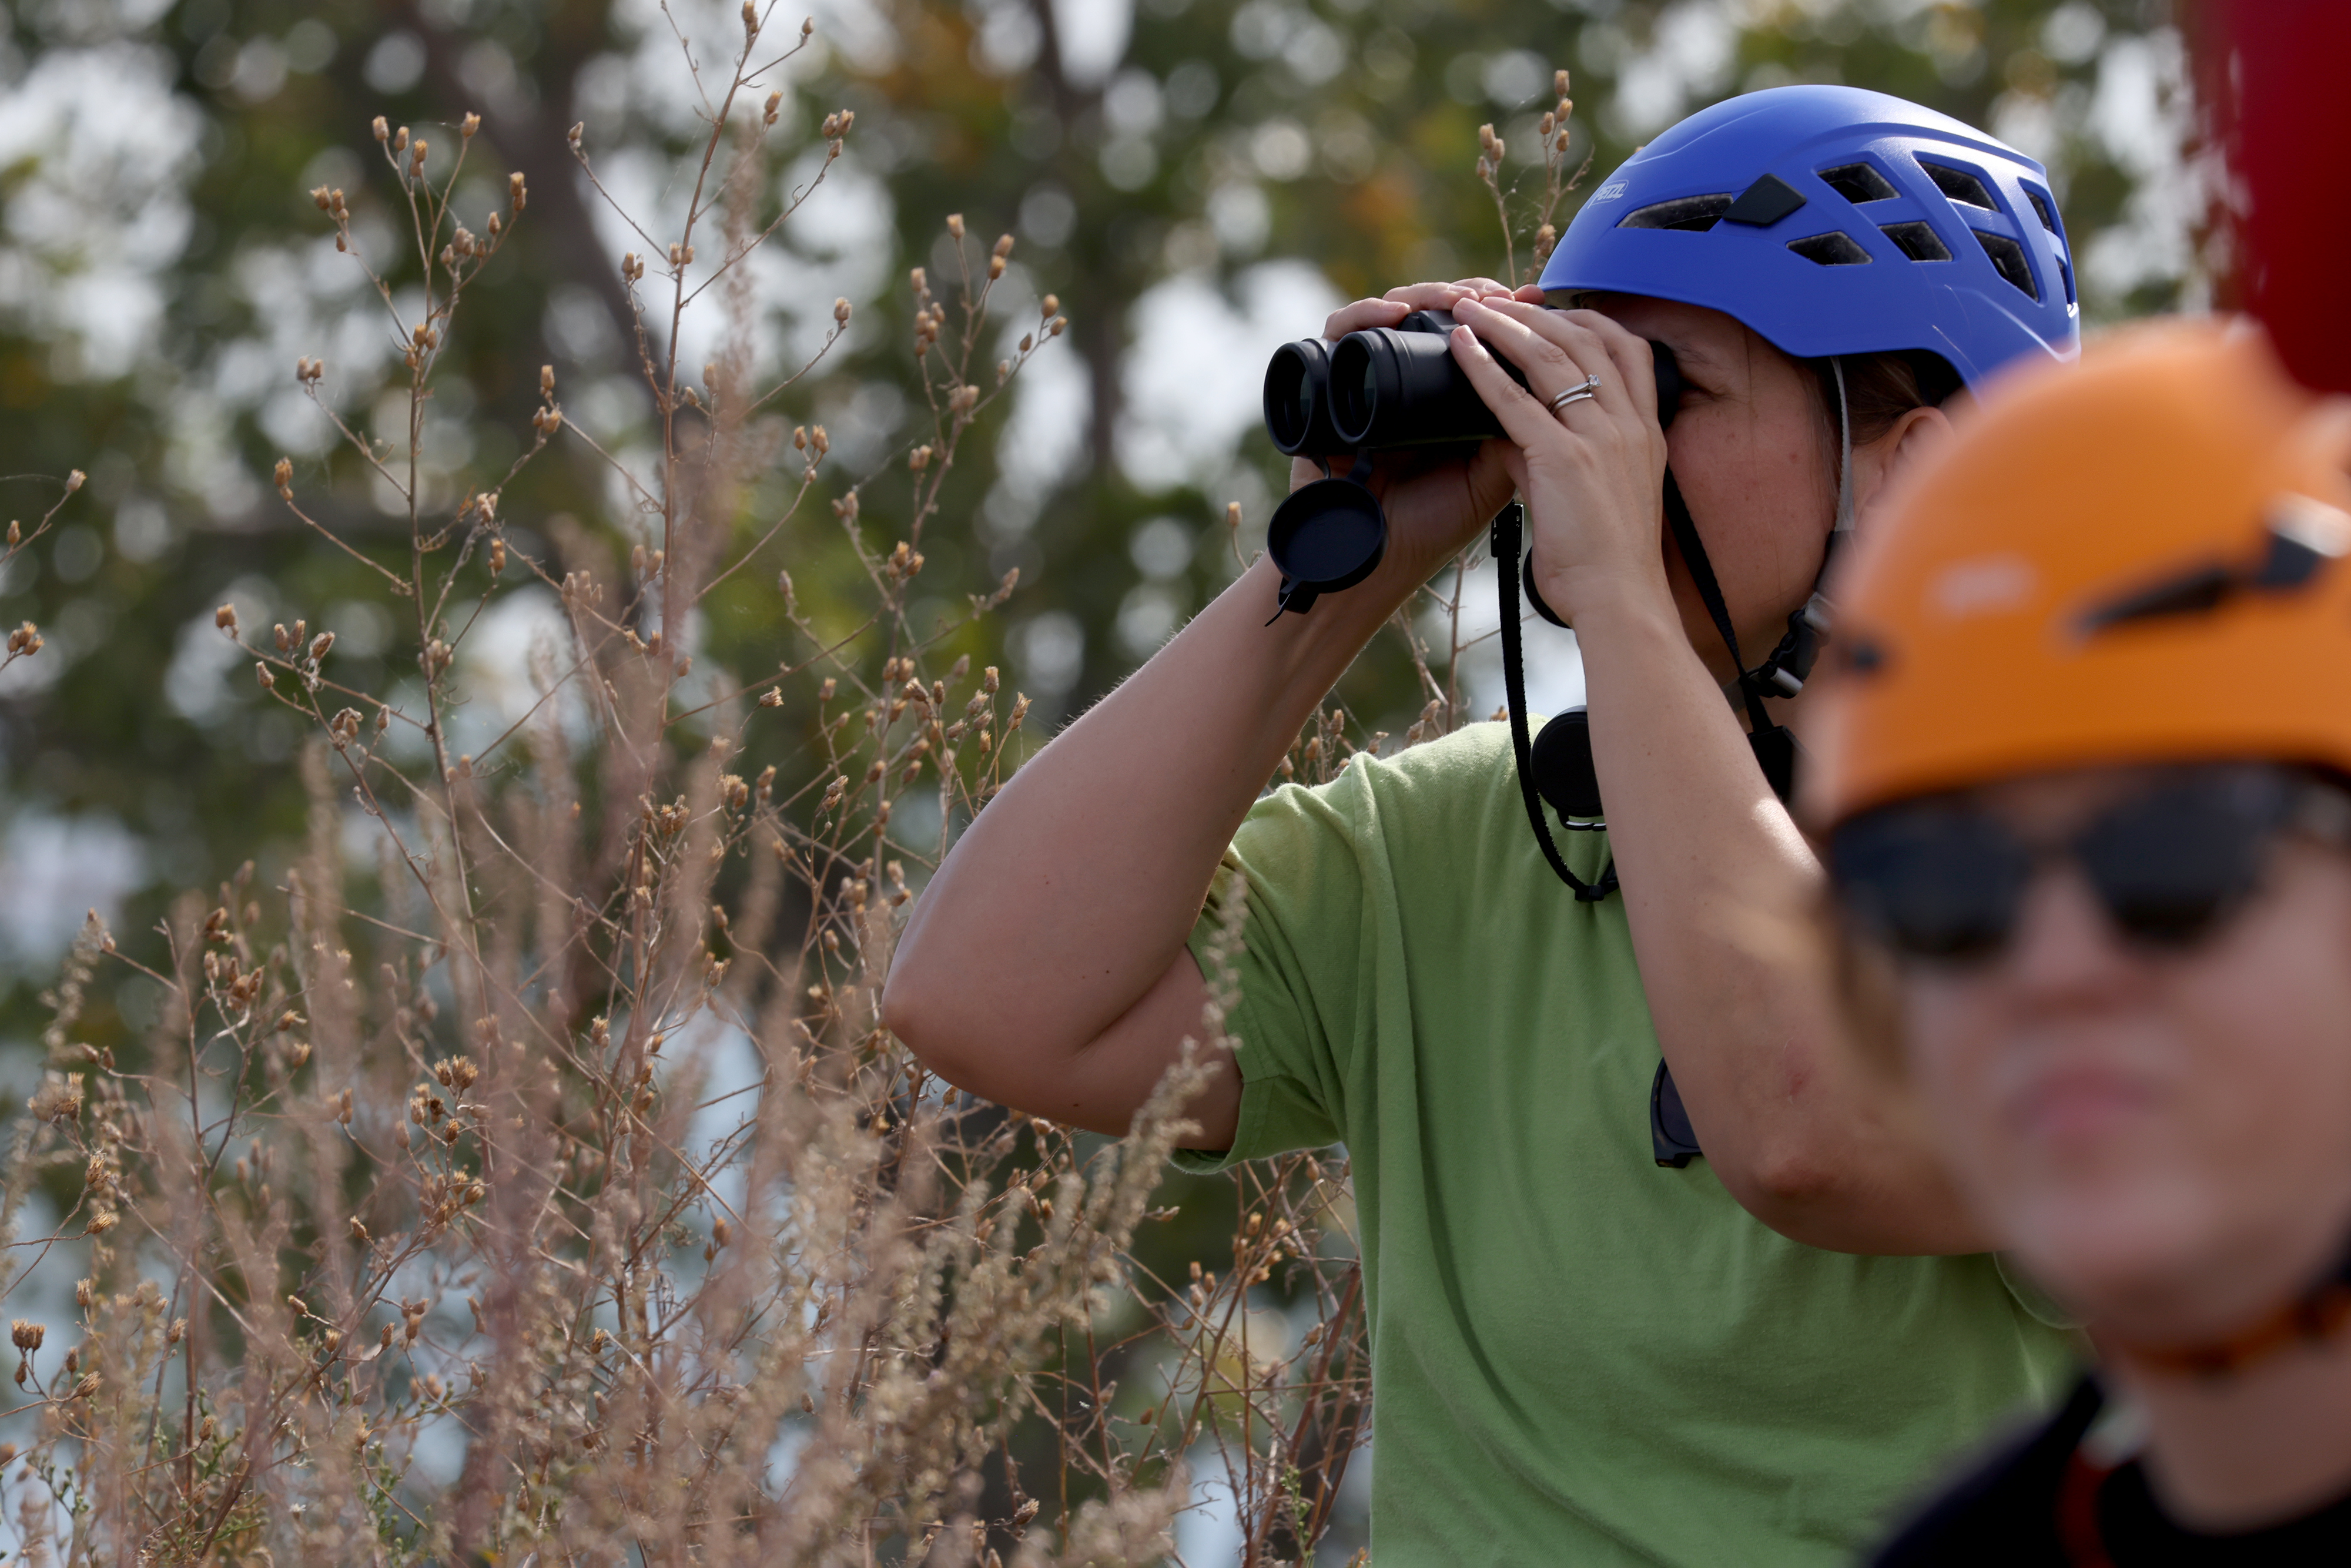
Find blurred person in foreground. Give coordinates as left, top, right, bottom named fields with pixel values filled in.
left=1806, top=320, right=2351, bottom=1561
left=890, top=86, right=2082, bottom=1563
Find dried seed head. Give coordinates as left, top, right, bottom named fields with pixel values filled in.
left=5, top=521, right=16, bottom=546
left=763, top=90, right=782, bottom=126
left=392, top=125, right=408, bottom=152
left=6, top=622, right=40, bottom=657
left=373, top=116, right=390, bottom=142
left=274, top=457, right=293, bottom=498
left=273, top=623, right=292, bottom=652
left=508, top=170, right=527, bottom=209
left=10, top=1321, right=41, bottom=1353
left=216, top=604, right=238, bottom=636
left=488, top=537, right=506, bottom=575
left=1040, top=292, right=1059, bottom=317
left=946, top=213, right=964, bottom=238
left=1048, top=315, right=1067, bottom=337
left=309, top=631, right=334, bottom=661
left=568, top=121, right=584, bottom=149
left=833, top=296, right=851, bottom=325
left=461, top=111, right=481, bottom=139
left=742, top=0, right=758, bottom=31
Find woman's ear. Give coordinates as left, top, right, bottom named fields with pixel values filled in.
left=1851, top=400, right=1959, bottom=528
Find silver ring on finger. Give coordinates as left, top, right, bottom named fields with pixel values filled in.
left=1548, top=374, right=1603, bottom=414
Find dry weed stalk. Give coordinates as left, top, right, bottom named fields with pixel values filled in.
left=0, top=12, right=1352, bottom=1568
left=1368, top=63, right=1590, bottom=749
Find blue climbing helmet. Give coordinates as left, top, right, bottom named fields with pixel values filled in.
left=1538, top=84, right=2077, bottom=387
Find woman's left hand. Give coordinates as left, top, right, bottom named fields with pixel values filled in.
left=1445, top=295, right=1675, bottom=628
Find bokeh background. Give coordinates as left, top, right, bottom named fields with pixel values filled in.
left=0, top=0, right=2195, bottom=1554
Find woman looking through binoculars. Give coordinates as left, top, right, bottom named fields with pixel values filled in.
left=888, top=86, right=2079, bottom=1562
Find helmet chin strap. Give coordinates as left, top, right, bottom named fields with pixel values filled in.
left=1661, top=355, right=1851, bottom=802
left=2105, top=1244, right=2351, bottom=1379
left=1745, top=355, right=1851, bottom=702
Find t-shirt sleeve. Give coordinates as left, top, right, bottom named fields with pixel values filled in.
left=1170, top=769, right=1370, bottom=1173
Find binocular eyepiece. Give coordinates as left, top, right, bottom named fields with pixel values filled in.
left=1261, top=317, right=1682, bottom=615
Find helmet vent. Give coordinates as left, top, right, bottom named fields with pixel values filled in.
left=1878, top=221, right=1952, bottom=262
left=1786, top=231, right=1872, bottom=267
left=2024, top=187, right=2062, bottom=236
left=1617, top=193, right=1733, bottom=232
left=1972, top=230, right=2039, bottom=300
left=1919, top=160, right=1997, bottom=210
left=1818, top=163, right=1897, bottom=204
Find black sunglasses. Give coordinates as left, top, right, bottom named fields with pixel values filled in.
left=1828, top=765, right=2350, bottom=963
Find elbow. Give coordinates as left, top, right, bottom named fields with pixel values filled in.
left=879, top=967, right=952, bottom=1074
left=1717, top=1134, right=1848, bottom=1234
left=880, top=956, right=995, bottom=1098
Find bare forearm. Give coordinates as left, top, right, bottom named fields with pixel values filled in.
left=1575, top=597, right=1987, bottom=1253
left=886, top=553, right=1399, bottom=1095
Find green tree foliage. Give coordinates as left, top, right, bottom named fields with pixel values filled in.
left=0, top=0, right=2189, bottom=977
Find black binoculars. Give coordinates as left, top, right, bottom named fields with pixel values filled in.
left=1265, top=307, right=1534, bottom=456
left=1259, top=311, right=1682, bottom=615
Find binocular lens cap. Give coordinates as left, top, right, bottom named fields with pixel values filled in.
left=1267, top=478, right=1387, bottom=616
left=1531, top=706, right=1605, bottom=820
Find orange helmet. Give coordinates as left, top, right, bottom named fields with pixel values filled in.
left=1806, top=319, right=2351, bottom=827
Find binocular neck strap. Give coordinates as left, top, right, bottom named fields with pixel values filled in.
left=1493, top=501, right=1617, bottom=902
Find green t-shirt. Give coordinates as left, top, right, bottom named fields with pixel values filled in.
left=1177, top=723, right=2073, bottom=1566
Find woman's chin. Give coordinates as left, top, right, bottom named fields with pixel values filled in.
left=2001, top=1185, right=2234, bottom=1334
left=2004, top=1181, right=2323, bottom=1346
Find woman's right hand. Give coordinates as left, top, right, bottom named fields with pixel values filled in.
left=1290, top=279, right=1542, bottom=584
